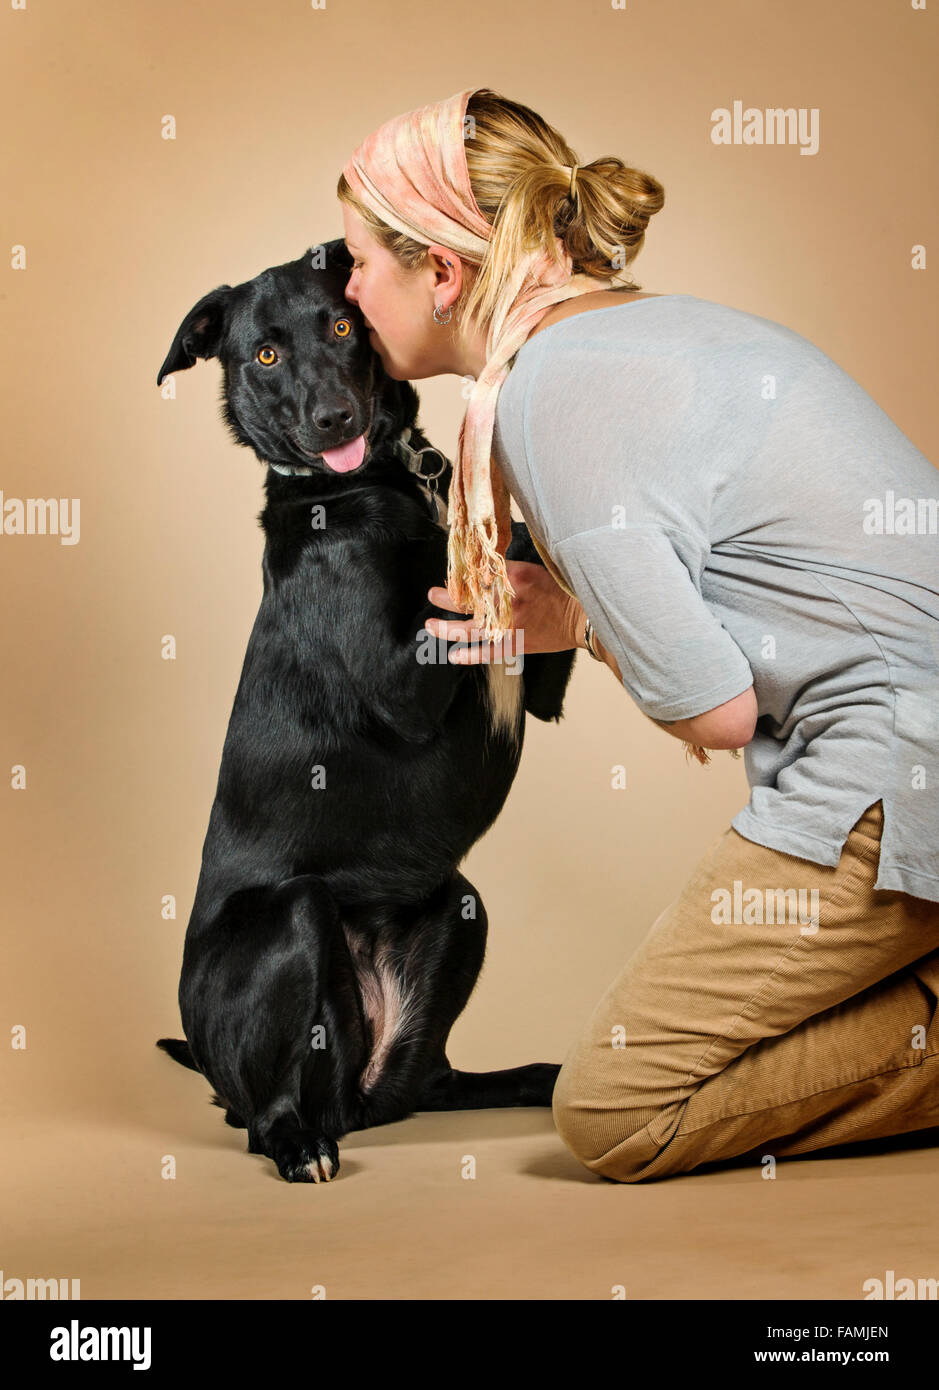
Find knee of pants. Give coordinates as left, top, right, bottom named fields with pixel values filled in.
left=551, top=1053, right=674, bottom=1181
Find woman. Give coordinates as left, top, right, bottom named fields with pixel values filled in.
left=337, top=87, right=939, bottom=1182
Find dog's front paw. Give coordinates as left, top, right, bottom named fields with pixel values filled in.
left=272, top=1132, right=340, bottom=1184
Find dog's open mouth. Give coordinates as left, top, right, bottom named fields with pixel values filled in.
left=280, top=432, right=368, bottom=477
left=318, top=435, right=366, bottom=473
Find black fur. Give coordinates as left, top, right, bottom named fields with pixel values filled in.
left=155, top=239, right=576, bottom=1182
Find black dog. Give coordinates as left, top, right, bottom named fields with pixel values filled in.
left=155, top=239, right=576, bottom=1182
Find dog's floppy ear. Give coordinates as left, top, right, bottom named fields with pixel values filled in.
left=157, top=285, right=233, bottom=386
left=318, top=237, right=353, bottom=273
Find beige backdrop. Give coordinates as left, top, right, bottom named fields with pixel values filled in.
left=2, top=0, right=937, bottom=1303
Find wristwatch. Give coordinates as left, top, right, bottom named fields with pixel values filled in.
left=582, top=616, right=604, bottom=662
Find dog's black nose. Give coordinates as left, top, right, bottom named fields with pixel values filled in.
left=313, top=399, right=355, bottom=432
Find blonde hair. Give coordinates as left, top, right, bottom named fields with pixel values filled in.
left=336, top=87, right=665, bottom=346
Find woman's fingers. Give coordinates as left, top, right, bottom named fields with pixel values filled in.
left=425, top=585, right=512, bottom=661
left=426, top=586, right=467, bottom=615
left=426, top=585, right=470, bottom=641
left=426, top=615, right=493, bottom=660
left=448, top=642, right=491, bottom=664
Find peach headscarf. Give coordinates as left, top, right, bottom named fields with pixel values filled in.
left=342, top=87, right=624, bottom=640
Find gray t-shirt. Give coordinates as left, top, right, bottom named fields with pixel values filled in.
left=492, top=294, right=939, bottom=903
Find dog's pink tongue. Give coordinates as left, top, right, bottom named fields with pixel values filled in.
left=320, top=436, right=366, bottom=473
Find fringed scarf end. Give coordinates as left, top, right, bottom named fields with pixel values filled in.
left=446, top=515, right=516, bottom=641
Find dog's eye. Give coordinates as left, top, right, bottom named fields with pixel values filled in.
left=333, top=318, right=352, bottom=339
left=257, top=346, right=278, bottom=366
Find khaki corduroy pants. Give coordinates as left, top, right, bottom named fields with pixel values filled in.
left=551, top=800, right=939, bottom=1181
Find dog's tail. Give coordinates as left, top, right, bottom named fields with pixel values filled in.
left=156, top=1037, right=246, bottom=1127
left=156, top=1036, right=200, bottom=1071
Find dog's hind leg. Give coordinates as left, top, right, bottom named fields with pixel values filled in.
left=350, top=871, right=563, bottom=1123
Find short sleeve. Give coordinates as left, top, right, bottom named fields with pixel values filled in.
left=553, top=522, right=754, bottom=721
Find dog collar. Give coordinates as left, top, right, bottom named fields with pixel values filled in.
left=266, top=429, right=449, bottom=522
left=392, top=428, right=448, bottom=523
left=267, top=460, right=315, bottom=476
left=392, top=427, right=448, bottom=482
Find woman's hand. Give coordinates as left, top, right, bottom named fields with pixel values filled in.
left=426, top=560, right=584, bottom=662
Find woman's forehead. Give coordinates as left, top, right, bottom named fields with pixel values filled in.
left=340, top=204, right=370, bottom=245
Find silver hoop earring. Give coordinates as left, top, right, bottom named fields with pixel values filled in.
left=433, top=303, right=453, bottom=325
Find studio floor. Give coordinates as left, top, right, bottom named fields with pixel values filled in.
left=4, top=1049, right=939, bottom=1302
